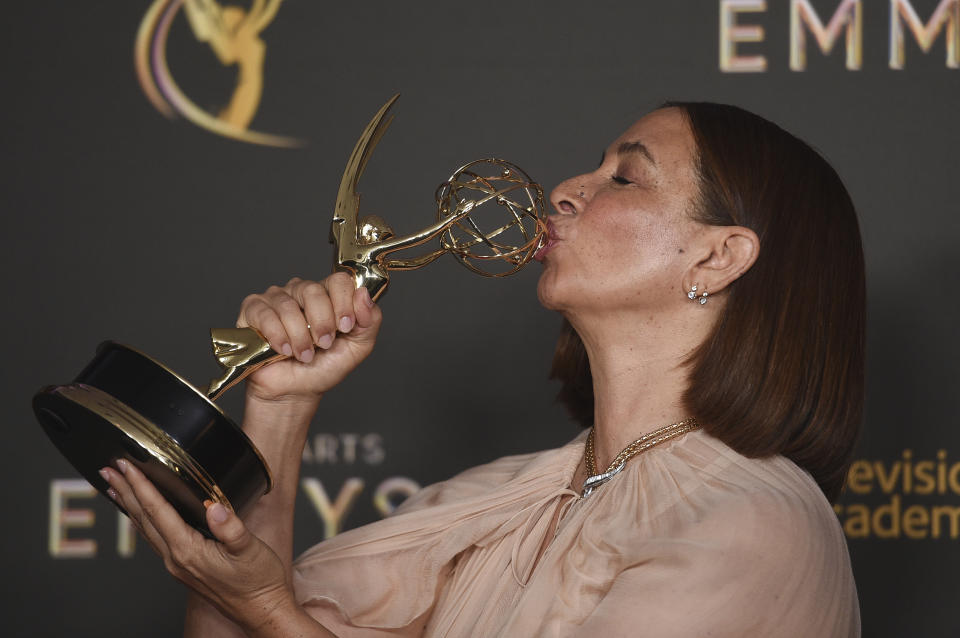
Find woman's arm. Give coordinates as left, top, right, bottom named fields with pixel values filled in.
left=183, top=396, right=320, bottom=637
left=102, top=273, right=382, bottom=637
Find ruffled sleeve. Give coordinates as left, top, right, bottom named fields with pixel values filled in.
left=291, top=439, right=584, bottom=636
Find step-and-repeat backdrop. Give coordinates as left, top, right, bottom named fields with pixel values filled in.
left=3, top=1, right=957, bottom=635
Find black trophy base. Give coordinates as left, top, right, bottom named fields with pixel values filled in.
left=33, top=342, right=272, bottom=538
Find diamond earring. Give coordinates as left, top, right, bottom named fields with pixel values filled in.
left=687, top=284, right=708, bottom=305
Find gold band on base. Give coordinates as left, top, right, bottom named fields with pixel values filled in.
left=54, top=383, right=231, bottom=508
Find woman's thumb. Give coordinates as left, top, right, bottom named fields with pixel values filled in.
left=206, top=502, right=253, bottom=555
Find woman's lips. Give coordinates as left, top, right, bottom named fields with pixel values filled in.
left=534, top=220, right=560, bottom=262
left=534, top=237, right=557, bottom=261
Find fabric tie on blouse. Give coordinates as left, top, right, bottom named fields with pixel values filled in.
left=292, top=430, right=861, bottom=637
left=503, top=486, right=579, bottom=587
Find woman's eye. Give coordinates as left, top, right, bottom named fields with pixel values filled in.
left=612, top=175, right=631, bottom=185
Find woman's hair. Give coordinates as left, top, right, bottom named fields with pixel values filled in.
left=550, top=103, right=866, bottom=503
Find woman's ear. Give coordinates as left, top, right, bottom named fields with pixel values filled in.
left=685, top=225, right=759, bottom=296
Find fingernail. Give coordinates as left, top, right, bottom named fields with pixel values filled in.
left=116, top=459, right=128, bottom=475
left=203, top=499, right=213, bottom=508
left=99, top=468, right=110, bottom=482
left=360, top=287, right=374, bottom=308
left=300, top=348, right=314, bottom=363
left=107, top=488, right=118, bottom=500
left=209, top=503, right=229, bottom=524
left=339, top=316, right=354, bottom=333
left=318, top=333, right=334, bottom=349
left=281, top=343, right=293, bottom=357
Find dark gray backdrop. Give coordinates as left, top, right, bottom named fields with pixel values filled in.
left=2, top=1, right=957, bottom=636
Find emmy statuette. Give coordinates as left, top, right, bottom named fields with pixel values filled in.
left=33, top=95, right=546, bottom=536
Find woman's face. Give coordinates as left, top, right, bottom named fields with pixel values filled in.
left=536, top=107, right=703, bottom=317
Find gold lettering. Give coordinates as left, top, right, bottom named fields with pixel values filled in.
left=790, top=0, right=863, bottom=70
left=903, top=449, right=913, bottom=492
left=720, top=0, right=768, bottom=72
left=938, top=450, right=948, bottom=494
left=847, top=459, right=874, bottom=493
left=914, top=460, right=936, bottom=494
left=902, top=505, right=929, bottom=538
left=889, top=0, right=959, bottom=69
left=948, top=461, right=960, bottom=494
left=842, top=503, right=870, bottom=537
left=874, top=460, right=902, bottom=493
left=373, top=477, right=421, bottom=517
left=931, top=504, right=960, bottom=538
left=49, top=479, right=97, bottom=558
left=300, top=477, right=364, bottom=539
left=872, top=494, right=901, bottom=538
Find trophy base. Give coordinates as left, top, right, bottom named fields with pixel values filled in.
left=33, top=342, right=272, bottom=538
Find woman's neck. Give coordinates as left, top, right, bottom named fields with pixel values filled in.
left=568, top=308, right=706, bottom=471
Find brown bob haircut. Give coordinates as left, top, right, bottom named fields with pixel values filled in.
left=551, top=102, right=866, bottom=503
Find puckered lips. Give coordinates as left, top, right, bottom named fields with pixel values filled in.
left=534, top=219, right=560, bottom=262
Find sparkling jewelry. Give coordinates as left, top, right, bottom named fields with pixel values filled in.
left=687, top=284, right=708, bottom=305
left=581, top=417, right=701, bottom=498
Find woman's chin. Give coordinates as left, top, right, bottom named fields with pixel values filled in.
left=536, top=273, right=566, bottom=311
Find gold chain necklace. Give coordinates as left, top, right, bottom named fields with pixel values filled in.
left=581, top=417, right=701, bottom=498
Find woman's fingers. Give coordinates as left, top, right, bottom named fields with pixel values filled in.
left=264, top=284, right=315, bottom=363
left=109, top=460, right=198, bottom=551
left=100, top=465, right=174, bottom=561
left=237, top=274, right=384, bottom=401
left=322, top=272, right=358, bottom=336
left=352, top=286, right=379, bottom=333
left=238, top=292, right=294, bottom=358
left=205, top=502, right=254, bottom=557
left=239, top=275, right=363, bottom=362
left=100, top=465, right=292, bottom=628
left=289, top=279, right=337, bottom=350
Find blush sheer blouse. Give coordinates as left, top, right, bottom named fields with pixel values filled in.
left=292, top=430, right=860, bottom=637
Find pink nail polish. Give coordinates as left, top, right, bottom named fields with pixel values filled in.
left=107, top=488, right=118, bottom=500
left=339, top=316, right=354, bottom=333
left=209, top=503, right=229, bottom=523
left=281, top=343, right=293, bottom=357
left=318, top=333, right=334, bottom=349
left=99, top=468, right=110, bottom=481
left=116, top=459, right=128, bottom=474
left=300, top=349, right=314, bottom=363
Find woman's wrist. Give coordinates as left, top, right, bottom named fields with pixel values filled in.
left=241, top=392, right=321, bottom=459
left=241, top=587, right=333, bottom=638
left=244, top=391, right=322, bottom=420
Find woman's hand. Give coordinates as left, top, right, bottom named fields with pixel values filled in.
left=99, top=460, right=298, bottom=634
left=237, top=273, right=383, bottom=404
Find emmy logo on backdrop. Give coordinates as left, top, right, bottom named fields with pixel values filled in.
left=135, top=0, right=302, bottom=146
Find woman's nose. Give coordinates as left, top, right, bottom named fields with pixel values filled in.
left=550, top=176, right=587, bottom=215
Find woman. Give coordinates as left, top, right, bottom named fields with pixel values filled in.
left=100, top=102, right=864, bottom=636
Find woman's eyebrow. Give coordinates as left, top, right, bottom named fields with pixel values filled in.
left=617, top=140, right=657, bottom=166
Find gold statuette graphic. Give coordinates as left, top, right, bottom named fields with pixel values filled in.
left=136, top=0, right=302, bottom=146
left=33, top=95, right=546, bottom=536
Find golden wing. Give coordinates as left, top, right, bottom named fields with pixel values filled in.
left=182, top=0, right=226, bottom=45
